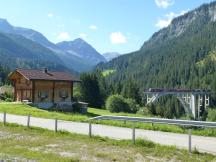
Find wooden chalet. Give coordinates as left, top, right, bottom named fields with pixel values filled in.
left=8, top=68, right=80, bottom=109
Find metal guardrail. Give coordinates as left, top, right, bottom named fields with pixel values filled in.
left=1, top=112, right=216, bottom=154
left=89, top=115, right=216, bottom=128
left=89, top=115, right=216, bottom=154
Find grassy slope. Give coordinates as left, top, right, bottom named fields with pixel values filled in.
left=0, top=123, right=215, bottom=162
left=102, top=69, right=116, bottom=77
left=0, top=103, right=143, bottom=121
left=0, top=103, right=216, bottom=137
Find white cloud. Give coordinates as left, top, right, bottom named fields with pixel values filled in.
left=48, top=13, right=53, bottom=18
left=89, top=25, right=98, bottom=30
left=57, top=32, right=70, bottom=40
left=110, top=32, right=127, bottom=44
left=156, top=19, right=171, bottom=28
left=179, top=10, right=189, bottom=15
left=156, top=10, right=189, bottom=28
left=155, top=0, right=174, bottom=9
left=79, top=33, right=87, bottom=39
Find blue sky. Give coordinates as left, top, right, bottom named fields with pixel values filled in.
left=0, top=0, right=214, bottom=54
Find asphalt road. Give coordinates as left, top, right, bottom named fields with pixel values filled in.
left=0, top=113, right=216, bottom=155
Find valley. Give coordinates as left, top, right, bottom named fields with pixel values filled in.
left=0, top=1, right=216, bottom=161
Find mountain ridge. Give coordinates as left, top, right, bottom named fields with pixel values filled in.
left=0, top=31, right=72, bottom=73
left=103, top=52, right=121, bottom=61
left=0, top=18, right=106, bottom=72
left=97, top=0, right=216, bottom=104
left=57, top=38, right=106, bottom=65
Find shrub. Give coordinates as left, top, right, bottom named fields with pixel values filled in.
left=4, top=91, right=13, bottom=99
left=125, top=98, right=139, bottom=113
left=207, top=108, right=216, bottom=122
left=180, top=114, right=194, bottom=120
left=5, top=98, right=13, bottom=102
left=73, top=85, right=82, bottom=101
left=137, top=107, right=152, bottom=116
left=106, top=94, right=130, bottom=113
left=0, top=91, right=13, bottom=102
left=106, top=95, right=140, bottom=113
left=0, top=85, right=14, bottom=102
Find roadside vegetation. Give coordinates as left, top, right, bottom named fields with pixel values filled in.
left=0, top=103, right=144, bottom=122
left=0, top=123, right=215, bottom=162
left=78, top=70, right=216, bottom=122
left=1, top=68, right=216, bottom=137
left=207, top=108, right=216, bottom=122
left=106, top=94, right=139, bottom=113
left=0, top=103, right=216, bottom=137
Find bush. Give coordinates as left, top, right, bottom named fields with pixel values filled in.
left=0, top=85, right=14, bottom=102
left=125, top=98, right=139, bottom=113
left=207, top=108, right=216, bottom=122
left=106, top=95, right=129, bottom=113
left=5, top=98, right=13, bottom=102
left=106, top=94, right=139, bottom=113
left=0, top=91, right=13, bottom=102
left=137, top=107, right=152, bottom=116
left=73, top=85, right=82, bottom=101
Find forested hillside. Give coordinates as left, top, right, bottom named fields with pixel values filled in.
left=0, top=18, right=106, bottom=72
left=97, top=1, right=216, bottom=106
left=0, top=32, right=73, bottom=73
left=0, top=65, right=10, bottom=85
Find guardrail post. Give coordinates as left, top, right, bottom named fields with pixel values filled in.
left=89, top=121, right=92, bottom=137
left=88, top=115, right=216, bottom=154
left=55, top=118, right=58, bottom=132
left=132, top=122, right=136, bottom=144
left=27, top=114, right=31, bottom=128
left=3, top=112, right=6, bottom=126
left=188, top=129, right=192, bottom=154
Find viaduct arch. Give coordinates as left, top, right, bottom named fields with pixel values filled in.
left=144, top=88, right=211, bottom=119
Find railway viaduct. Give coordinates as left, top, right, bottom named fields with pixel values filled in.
left=144, top=88, right=211, bottom=119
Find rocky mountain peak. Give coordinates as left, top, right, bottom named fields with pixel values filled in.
left=142, top=1, right=216, bottom=50
left=0, top=18, right=14, bottom=32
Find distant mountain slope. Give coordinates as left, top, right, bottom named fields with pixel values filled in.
left=0, top=19, right=57, bottom=50
left=0, top=32, right=71, bottom=72
left=0, top=18, right=105, bottom=72
left=97, top=1, right=216, bottom=103
left=15, top=27, right=61, bottom=51
left=103, top=52, right=121, bottom=61
left=57, top=38, right=106, bottom=65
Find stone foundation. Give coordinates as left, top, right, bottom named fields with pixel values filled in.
left=33, top=102, right=73, bottom=111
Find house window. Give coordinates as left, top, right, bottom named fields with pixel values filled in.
left=38, top=91, right=48, bottom=99
left=59, top=89, right=68, bottom=99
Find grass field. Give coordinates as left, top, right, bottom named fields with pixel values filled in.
left=0, top=103, right=143, bottom=121
left=0, top=103, right=216, bottom=137
left=102, top=69, right=116, bottom=77
left=0, top=123, right=215, bottom=162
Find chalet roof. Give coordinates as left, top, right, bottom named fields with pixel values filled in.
left=9, top=69, right=80, bottom=82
